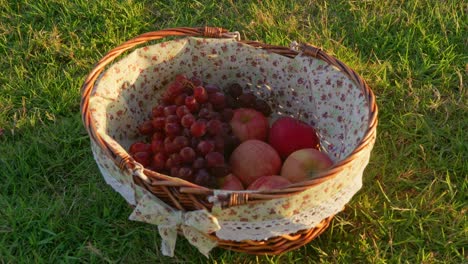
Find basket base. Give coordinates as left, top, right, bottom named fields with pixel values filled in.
left=215, top=215, right=333, bottom=255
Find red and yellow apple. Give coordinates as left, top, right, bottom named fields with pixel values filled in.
left=268, top=116, right=320, bottom=159
left=247, top=175, right=291, bottom=191
left=230, top=108, right=269, bottom=142
left=219, top=174, right=244, bottom=190
left=229, top=139, right=282, bottom=186
left=280, top=148, right=333, bottom=183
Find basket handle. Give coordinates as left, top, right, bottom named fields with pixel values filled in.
left=80, top=26, right=232, bottom=173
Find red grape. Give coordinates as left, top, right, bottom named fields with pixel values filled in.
left=205, top=84, right=221, bottom=94
left=165, top=114, right=179, bottom=124
left=164, top=138, right=177, bottom=154
left=163, top=105, right=177, bottom=116
left=201, top=102, right=214, bottom=111
left=132, top=75, right=263, bottom=179
left=175, top=74, right=188, bottom=84
left=205, top=152, right=225, bottom=168
left=183, top=85, right=194, bottom=95
left=176, top=105, right=191, bottom=118
left=167, top=81, right=185, bottom=96
left=174, top=93, right=188, bottom=106
left=179, top=147, right=196, bottom=163
left=151, top=153, right=167, bottom=171
left=173, top=136, right=189, bottom=150
left=209, top=92, right=226, bottom=110
left=207, top=119, right=223, bottom=136
left=197, top=140, right=215, bottom=155
left=163, top=137, right=172, bottom=145
left=133, top=151, right=151, bottom=167
left=213, top=135, right=225, bottom=152
left=178, top=167, right=195, bottom=182
left=190, top=120, right=207, bottom=138
left=221, top=108, right=234, bottom=122
left=181, top=114, right=195, bottom=128
left=238, top=92, right=256, bottom=107
left=166, top=156, right=182, bottom=170
left=221, top=122, right=232, bottom=135
left=254, top=98, right=272, bottom=116
left=170, top=166, right=181, bottom=177
left=138, top=120, right=154, bottom=135
left=185, top=96, right=199, bottom=112
left=165, top=122, right=181, bottom=136
left=152, top=131, right=165, bottom=141
left=161, top=94, right=174, bottom=105
left=226, top=83, right=243, bottom=98
left=190, top=137, right=200, bottom=149
left=206, top=111, right=221, bottom=120
left=225, top=94, right=238, bottom=108
left=182, top=127, right=191, bottom=137
left=190, top=76, right=202, bottom=86
left=169, top=153, right=183, bottom=166
left=193, top=86, right=209, bottom=103
left=129, top=142, right=151, bottom=154
left=165, top=158, right=174, bottom=169
left=194, top=169, right=216, bottom=188
left=192, top=157, right=205, bottom=169
left=152, top=117, right=165, bottom=130
left=198, top=108, right=211, bottom=119
left=151, top=139, right=164, bottom=153
left=152, top=105, right=165, bottom=117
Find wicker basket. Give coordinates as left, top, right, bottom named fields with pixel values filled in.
left=80, top=26, right=378, bottom=256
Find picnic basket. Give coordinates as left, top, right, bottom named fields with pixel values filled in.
left=80, top=26, right=378, bottom=256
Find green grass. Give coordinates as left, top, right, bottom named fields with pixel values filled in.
left=1, top=0, right=466, bottom=263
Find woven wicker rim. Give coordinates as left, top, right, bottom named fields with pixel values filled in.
left=80, top=26, right=378, bottom=255
left=80, top=26, right=378, bottom=207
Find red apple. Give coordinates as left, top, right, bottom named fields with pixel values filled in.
left=280, top=148, right=333, bottom=183
left=268, top=116, right=320, bottom=159
left=230, top=108, right=269, bottom=142
left=229, top=139, right=282, bottom=186
left=219, top=174, right=244, bottom=190
left=247, top=175, right=291, bottom=191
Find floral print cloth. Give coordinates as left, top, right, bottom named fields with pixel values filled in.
left=129, top=186, right=220, bottom=257
left=87, top=37, right=376, bottom=257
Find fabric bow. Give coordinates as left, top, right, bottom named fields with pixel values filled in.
left=129, top=188, right=220, bottom=258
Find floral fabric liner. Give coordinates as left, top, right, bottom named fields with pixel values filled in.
left=129, top=185, right=220, bottom=257
left=87, top=37, right=375, bottom=257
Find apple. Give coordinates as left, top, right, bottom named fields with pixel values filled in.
left=247, top=175, right=291, bottom=191
left=230, top=108, right=269, bottom=142
left=219, top=174, right=244, bottom=190
left=268, top=116, right=320, bottom=159
left=229, top=139, right=282, bottom=186
left=280, top=148, right=333, bottom=183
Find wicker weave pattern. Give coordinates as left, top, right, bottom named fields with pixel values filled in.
left=81, top=26, right=378, bottom=255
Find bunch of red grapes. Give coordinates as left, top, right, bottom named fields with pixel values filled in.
left=128, top=74, right=271, bottom=188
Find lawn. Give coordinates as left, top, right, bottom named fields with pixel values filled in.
left=0, top=0, right=466, bottom=263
